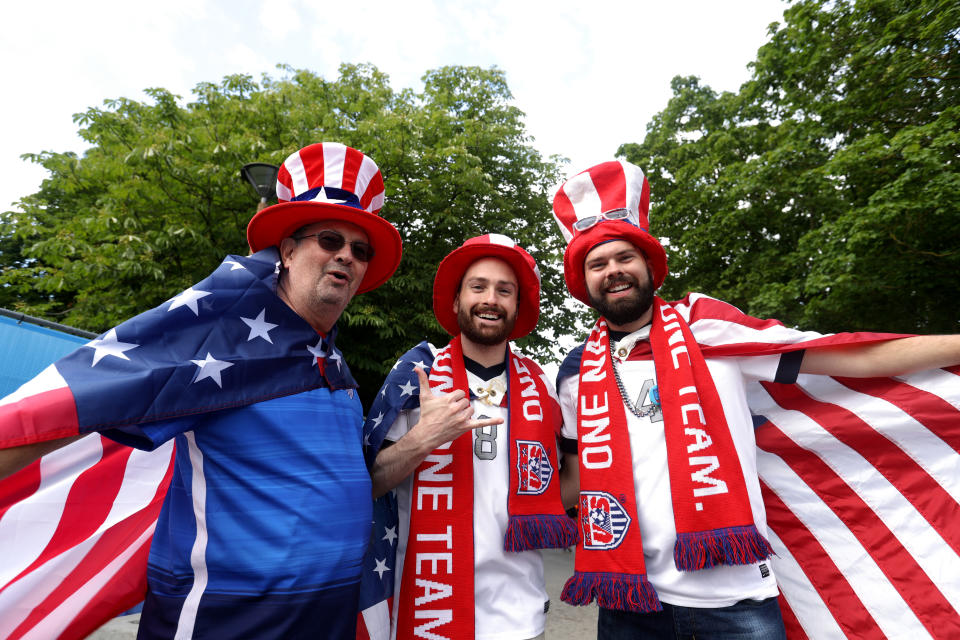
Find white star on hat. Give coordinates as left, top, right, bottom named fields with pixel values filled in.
left=190, top=353, right=234, bottom=388
left=86, top=329, right=139, bottom=367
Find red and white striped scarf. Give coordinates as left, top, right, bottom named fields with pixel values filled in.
left=395, top=336, right=575, bottom=639
left=562, top=298, right=774, bottom=611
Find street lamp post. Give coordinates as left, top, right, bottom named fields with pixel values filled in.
left=240, top=163, right=280, bottom=212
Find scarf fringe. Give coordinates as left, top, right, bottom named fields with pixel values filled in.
left=504, top=514, right=578, bottom=552
left=560, top=571, right=662, bottom=612
left=674, top=525, right=774, bottom=571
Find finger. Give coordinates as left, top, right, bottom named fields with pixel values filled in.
left=415, top=367, right=434, bottom=398
left=469, top=417, right=504, bottom=430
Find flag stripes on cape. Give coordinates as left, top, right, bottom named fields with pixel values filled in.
left=0, top=435, right=174, bottom=640
left=678, top=293, right=960, bottom=639
left=555, top=292, right=960, bottom=639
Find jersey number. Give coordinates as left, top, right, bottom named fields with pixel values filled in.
left=474, top=419, right=497, bottom=460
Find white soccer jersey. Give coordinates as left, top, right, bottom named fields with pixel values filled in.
left=558, top=325, right=783, bottom=608
left=386, top=366, right=549, bottom=640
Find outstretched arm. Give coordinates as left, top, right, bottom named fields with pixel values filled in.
left=370, top=367, right=502, bottom=498
left=800, top=335, right=960, bottom=378
left=0, top=435, right=83, bottom=481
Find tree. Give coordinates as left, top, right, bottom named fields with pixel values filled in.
left=1, top=64, right=580, bottom=408
left=619, top=0, right=960, bottom=333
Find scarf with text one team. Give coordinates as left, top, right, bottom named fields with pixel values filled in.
left=396, top=335, right=575, bottom=639
left=562, top=297, right=774, bottom=612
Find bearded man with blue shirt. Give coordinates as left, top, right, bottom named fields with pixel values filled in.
left=0, top=142, right=402, bottom=639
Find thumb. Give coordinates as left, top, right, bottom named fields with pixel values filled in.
left=415, top=367, right=434, bottom=397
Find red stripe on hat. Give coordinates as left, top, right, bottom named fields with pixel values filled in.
left=836, top=376, right=960, bottom=453
left=757, top=421, right=957, bottom=638
left=276, top=164, right=293, bottom=202
left=760, top=479, right=887, bottom=639
left=341, top=146, right=364, bottom=194
left=589, top=161, right=627, bottom=213
left=638, top=174, right=650, bottom=225
left=552, top=189, right=576, bottom=237
left=761, top=382, right=960, bottom=556
left=360, top=169, right=384, bottom=211
left=301, top=147, right=326, bottom=195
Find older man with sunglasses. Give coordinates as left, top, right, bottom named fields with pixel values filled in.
left=0, top=142, right=402, bottom=639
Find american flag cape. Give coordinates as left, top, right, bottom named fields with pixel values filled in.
left=356, top=341, right=436, bottom=640
left=0, top=249, right=362, bottom=640
left=557, top=293, right=960, bottom=639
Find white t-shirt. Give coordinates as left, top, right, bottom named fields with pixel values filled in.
left=386, top=366, right=549, bottom=640
left=558, top=325, right=782, bottom=608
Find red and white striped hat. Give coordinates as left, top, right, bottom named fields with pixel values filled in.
left=246, top=142, right=402, bottom=294
left=552, top=159, right=667, bottom=304
left=433, top=234, right=541, bottom=340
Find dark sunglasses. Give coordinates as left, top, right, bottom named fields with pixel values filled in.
left=294, top=230, right=375, bottom=262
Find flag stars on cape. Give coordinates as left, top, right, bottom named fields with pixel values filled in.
left=223, top=260, right=246, bottom=271
left=86, top=328, right=139, bottom=366
left=397, top=380, right=417, bottom=397
left=190, top=352, right=234, bottom=387
left=373, top=558, right=390, bottom=579
left=307, top=338, right=326, bottom=364
left=329, top=351, right=343, bottom=371
left=382, top=525, right=397, bottom=545
left=241, top=309, right=278, bottom=343
left=168, top=287, right=212, bottom=315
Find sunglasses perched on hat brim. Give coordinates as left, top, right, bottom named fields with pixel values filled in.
left=572, top=208, right=642, bottom=233
left=293, top=230, right=376, bottom=262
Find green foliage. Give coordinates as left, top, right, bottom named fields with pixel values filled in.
left=619, top=0, right=960, bottom=333
left=1, top=64, right=580, bottom=408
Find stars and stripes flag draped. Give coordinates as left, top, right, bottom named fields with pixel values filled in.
left=557, top=292, right=960, bottom=639
left=356, top=341, right=435, bottom=640
left=0, top=249, right=360, bottom=640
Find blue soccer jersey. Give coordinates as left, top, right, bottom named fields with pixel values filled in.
left=130, top=386, right=370, bottom=639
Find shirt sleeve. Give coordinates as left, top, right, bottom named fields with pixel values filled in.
left=558, top=373, right=579, bottom=442
left=384, top=407, right=418, bottom=444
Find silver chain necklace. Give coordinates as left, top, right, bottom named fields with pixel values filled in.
left=610, top=341, right=660, bottom=419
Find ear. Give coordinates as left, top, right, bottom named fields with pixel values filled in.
left=279, top=237, right=297, bottom=269
left=453, top=292, right=461, bottom=315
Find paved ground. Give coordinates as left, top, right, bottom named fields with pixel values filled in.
left=88, top=548, right=596, bottom=639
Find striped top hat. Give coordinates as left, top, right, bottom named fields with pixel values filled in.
left=247, top=142, right=403, bottom=294
left=552, top=159, right=667, bottom=305
left=433, top=234, right=541, bottom=340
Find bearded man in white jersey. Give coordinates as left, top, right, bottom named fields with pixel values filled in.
left=551, top=159, right=960, bottom=640
left=367, top=234, right=578, bottom=640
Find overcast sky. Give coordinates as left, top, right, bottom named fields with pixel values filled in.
left=2, top=0, right=787, bottom=212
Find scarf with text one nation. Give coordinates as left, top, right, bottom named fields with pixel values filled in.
left=396, top=335, right=575, bottom=639
left=562, top=297, right=775, bottom=612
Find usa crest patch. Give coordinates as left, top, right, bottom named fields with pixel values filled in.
left=580, top=491, right=632, bottom=550
left=515, top=440, right=554, bottom=495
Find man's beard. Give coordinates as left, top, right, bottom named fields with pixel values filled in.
left=457, top=303, right=517, bottom=346
left=587, top=271, right=655, bottom=327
